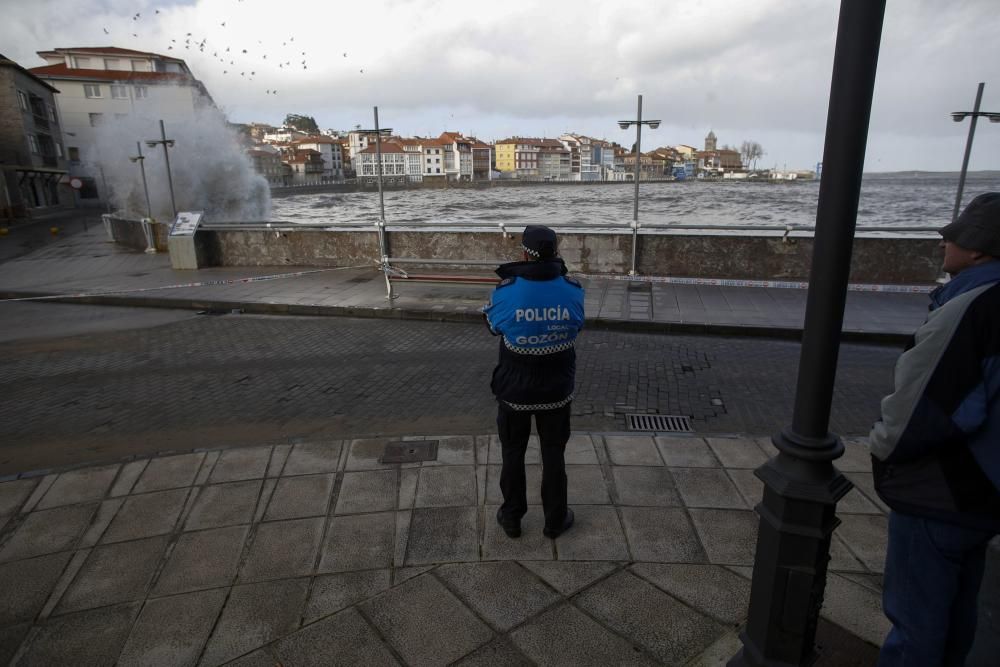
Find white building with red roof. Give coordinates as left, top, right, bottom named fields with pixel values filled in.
left=291, top=136, right=344, bottom=181
left=28, top=46, right=215, bottom=203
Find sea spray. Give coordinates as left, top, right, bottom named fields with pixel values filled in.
left=93, top=106, right=270, bottom=222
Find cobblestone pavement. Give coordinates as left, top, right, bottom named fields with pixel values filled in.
left=0, top=308, right=900, bottom=474
left=0, top=434, right=893, bottom=666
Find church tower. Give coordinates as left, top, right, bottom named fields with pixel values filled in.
left=705, top=130, right=717, bottom=152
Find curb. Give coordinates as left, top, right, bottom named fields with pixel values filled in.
left=0, top=290, right=912, bottom=345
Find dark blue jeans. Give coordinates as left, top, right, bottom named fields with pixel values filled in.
left=496, top=403, right=571, bottom=530
left=879, top=511, right=995, bottom=666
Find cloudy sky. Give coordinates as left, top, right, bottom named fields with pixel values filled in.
left=4, top=0, right=999, bottom=172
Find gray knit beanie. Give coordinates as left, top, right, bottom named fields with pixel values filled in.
left=940, top=192, right=1000, bottom=256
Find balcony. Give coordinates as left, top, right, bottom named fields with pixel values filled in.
left=32, top=114, right=51, bottom=130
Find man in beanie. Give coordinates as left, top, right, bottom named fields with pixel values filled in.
left=869, top=192, right=1000, bottom=665
left=483, top=225, right=585, bottom=539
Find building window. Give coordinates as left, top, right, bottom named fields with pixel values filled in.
left=73, top=57, right=91, bottom=68
left=89, top=112, right=103, bottom=127
left=110, top=85, right=128, bottom=99
left=84, top=84, right=102, bottom=98
left=55, top=143, right=63, bottom=157
left=104, top=59, right=120, bottom=70
left=47, top=105, right=56, bottom=122
left=27, top=135, right=40, bottom=154
left=131, top=60, right=147, bottom=71
left=133, top=86, right=148, bottom=99
left=68, top=146, right=80, bottom=161
left=16, top=90, right=29, bottom=111
left=435, top=158, right=440, bottom=164
left=436, top=168, right=440, bottom=174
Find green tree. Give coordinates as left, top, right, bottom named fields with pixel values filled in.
left=283, top=114, right=320, bottom=134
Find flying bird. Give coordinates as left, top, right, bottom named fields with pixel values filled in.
left=343, top=53, right=347, bottom=57
left=242, top=49, right=247, bottom=53
left=103, top=28, right=109, bottom=34
left=251, top=71, right=255, bottom=75
left=221, top=22, right=226, bottom=27
left=360, top=69, right=364, bottom=73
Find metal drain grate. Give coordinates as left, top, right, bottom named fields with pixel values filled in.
left=380, top=440, right=439, bottom=463
left=626, top=414, right=692, bottom=433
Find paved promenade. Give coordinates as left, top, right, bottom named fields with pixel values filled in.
left=2, top=222, right=996, bottom=665
left=0, top=226, right=930, bottom=341
left=1, top=433, right=894, bottom=666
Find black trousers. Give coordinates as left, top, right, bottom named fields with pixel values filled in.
left=497, top=402, right=571, bottom=529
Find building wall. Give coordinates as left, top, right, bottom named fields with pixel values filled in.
left=494, top=143, right=515, bottom=172
left=0, top=65, right=67, bottom=215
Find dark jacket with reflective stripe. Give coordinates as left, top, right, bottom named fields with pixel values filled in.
left=869, top=261, right=1000, bottom=532
left=482, top=258, right=585, bottom=409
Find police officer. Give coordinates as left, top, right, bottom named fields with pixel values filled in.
left=483, top=225, right=585, bottom=539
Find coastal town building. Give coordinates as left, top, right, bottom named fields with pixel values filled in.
left=695, top=130, right=742, bottom=175
left=0, top=53, right=67, bottom=218
left=28, top=46, right=214, bottom=203
left=284, top=148, right=324, bottom=183
left=263, top=127, right=308, bottom=143
left=291, top=135, right=344, bottom=180
left=495, top=137, right=571, bottom=180
left=356, top=142, right=407, bottom=185
left=247, top=146, right=287, bottom=186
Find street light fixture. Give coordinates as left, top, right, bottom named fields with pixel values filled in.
left=145, top=119, right=177, bottom=219
left=949, top=82, right=998, bottom=223
left=618, top=94, right=660, bottom=276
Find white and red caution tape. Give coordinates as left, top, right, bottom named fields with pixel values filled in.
left=577, top=273, right=936, bottom=294
left=0, top=264, right=376, bottom=303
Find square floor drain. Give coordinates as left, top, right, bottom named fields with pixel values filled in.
left=626, top=414, right=692, bottom=433
left=380, top=440, right=439, bottom=464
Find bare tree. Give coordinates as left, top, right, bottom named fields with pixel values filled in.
left=740, top=141, right=765, bottom=170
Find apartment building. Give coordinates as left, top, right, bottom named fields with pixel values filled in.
left=292, top=135, right=344, bottom=180
left=29, top=46, right=214, bottom=202
left=0, top=54, right=67, bottom=217
left=356, top=142, right=407, bottom=185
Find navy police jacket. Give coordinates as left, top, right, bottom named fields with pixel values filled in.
left=482, top=258, right=585, bottom=410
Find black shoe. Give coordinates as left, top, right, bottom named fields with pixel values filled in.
left=543, top=508, right=574, bottom=539
left=496, top=507, right=521, bottom=538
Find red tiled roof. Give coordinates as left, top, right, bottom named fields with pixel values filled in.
left=28, top=63, right=191, bottom=83
left=38, top=47, right=176, bottom=59
left=358, top=143, right=405, bottom=154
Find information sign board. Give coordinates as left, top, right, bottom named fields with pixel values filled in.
left=170, top=211, right=204, bottom=237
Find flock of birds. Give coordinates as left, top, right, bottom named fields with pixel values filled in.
left=100, top=5, right=367, bottom=97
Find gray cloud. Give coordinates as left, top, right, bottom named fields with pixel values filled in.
left=3, top=0, right=998, bottom=171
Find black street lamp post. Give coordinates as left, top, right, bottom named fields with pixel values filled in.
left=146, top=120, right=177, bottom=219
left=356, top=108, right=394, bottom=299
left=950, top=82, right=1000, bottom=223
left=128, top=141, right=153, bottom=221
left=618, top=95, right=660, bottom=276
left=730, top=2, right=886, bottom=665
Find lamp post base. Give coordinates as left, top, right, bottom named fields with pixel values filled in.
left=729, top=430, right=853, bottom=667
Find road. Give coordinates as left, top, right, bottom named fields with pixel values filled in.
left=0, top=302, right=903, bottom=474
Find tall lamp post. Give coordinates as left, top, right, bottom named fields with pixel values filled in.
left=730, top=1, right=885, bottom=665
left=950, top=82, right=1000, bottom=223
left=128, top=141, right=153, bottom=220
left=618, top=94, right=660, bottom=276
left=146, top=119, right=177, bottom=219
left=356, top=108, right=394, bottom=299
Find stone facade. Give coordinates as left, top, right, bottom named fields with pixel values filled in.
left=0, top=55, right=67, bottom=219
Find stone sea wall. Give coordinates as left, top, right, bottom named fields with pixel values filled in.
left=105, top=218, right=943, bottom=284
